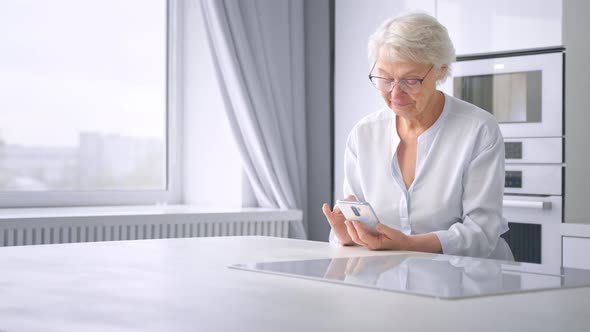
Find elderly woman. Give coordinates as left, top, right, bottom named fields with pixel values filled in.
left=322, top=12, right=513, bottom=260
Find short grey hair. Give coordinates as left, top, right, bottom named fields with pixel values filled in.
left=368, top=12, right=456, bottom=82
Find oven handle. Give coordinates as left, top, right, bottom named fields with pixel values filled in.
left=503, top=200, right=552, bottom=210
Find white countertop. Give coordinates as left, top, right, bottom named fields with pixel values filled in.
left=0, top=236, right=589, bottom=331
left=562, top=222, right=590, bottom=238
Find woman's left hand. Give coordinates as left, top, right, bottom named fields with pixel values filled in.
left=344, top=220, right=409, bottom=250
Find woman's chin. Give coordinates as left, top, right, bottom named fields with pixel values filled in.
left=390, top=102, right=415, bottom=115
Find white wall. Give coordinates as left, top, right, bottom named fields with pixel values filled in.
left=180, top=0, right=243, bottom=208
left=333, top=0, right=435, bottom=200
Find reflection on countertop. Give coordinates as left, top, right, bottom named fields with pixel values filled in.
left=232, top=253, right=590, bottom=299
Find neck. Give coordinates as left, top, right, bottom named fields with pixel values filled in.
left=397, top=91, right=444, bottom=135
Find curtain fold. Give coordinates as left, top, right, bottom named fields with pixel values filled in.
left=200, top=0, right=307, bottom=239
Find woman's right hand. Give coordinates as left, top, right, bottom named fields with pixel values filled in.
left=322, top=195, right=357, bottom=246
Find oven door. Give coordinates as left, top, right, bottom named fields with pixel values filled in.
left=502, top=195, right=562, bottom=271
left=440, top=52, right=563, bottom=138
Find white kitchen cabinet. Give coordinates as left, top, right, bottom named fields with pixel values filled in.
left=563, top=236, right=590, bottom=269
left=437, top=0, right=562, bottom=55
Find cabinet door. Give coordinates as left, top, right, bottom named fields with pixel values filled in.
left=563, top=236, right=590, bottom=269
left=437, top=0, right=562, bottom=55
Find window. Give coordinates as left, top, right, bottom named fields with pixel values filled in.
left=0, top=0, right=179, bottom=207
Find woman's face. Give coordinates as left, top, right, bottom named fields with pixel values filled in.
left=372, top=58, right=442, bottom=120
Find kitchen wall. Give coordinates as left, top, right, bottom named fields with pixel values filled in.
left=563, top=0, right=590, bottom=224
left=304, top=0, right=333, bottom=241
left=332, top=0, right=435, bottom=202
left=181, top=0, right=243, bottom=208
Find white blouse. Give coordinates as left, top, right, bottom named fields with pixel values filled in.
left=331, top=92, right=513, bottom=260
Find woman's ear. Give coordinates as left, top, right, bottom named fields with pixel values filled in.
left=437, top=64, right=449, bottom=80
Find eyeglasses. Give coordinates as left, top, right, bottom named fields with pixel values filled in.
left=368, top=62, right=434, bottom=94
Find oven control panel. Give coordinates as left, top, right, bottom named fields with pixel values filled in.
left=505, top=170, right=522, bottom=188
left=505, top=142, right=523, bottom=159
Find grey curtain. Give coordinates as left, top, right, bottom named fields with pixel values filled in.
left=200, top=0, right=307, bottom=239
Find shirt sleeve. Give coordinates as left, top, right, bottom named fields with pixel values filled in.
left=330, top=128, right=364, bottom=245
left=433, top=125, right=508, bottom=258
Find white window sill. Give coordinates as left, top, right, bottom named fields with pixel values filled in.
left=0, top=205, right=302, bottom=222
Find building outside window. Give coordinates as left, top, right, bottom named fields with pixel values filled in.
left=0, top=0, right=178, bottom=207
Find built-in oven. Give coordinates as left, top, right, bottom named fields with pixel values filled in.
left=501, top=166, right=562, bottom=268
left=441, top=48, right=565, bottom=268
left=441, top=50, right=563, bottom=138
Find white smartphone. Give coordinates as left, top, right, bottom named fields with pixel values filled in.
left=336, top=200, right=381, bottom=235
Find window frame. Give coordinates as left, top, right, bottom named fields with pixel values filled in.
left=0, top=0, right=182, bottom=208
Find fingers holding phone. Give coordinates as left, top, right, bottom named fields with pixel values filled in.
left=322, top=195, right=357, bottom=246
left=337, top=200, right=384, bottom=248
left=336, top=201, right=380, bottom=234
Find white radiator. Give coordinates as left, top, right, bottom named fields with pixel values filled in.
left=0, top=206, right=302, bottom=247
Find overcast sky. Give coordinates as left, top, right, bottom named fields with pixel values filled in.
left=0, top=0, right=166, bottom=147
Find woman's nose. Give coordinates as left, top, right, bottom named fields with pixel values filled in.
left=390, top=83, right=407, bottom=97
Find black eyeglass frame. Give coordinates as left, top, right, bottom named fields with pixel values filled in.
left=368, top=62, right=435, bottom=93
